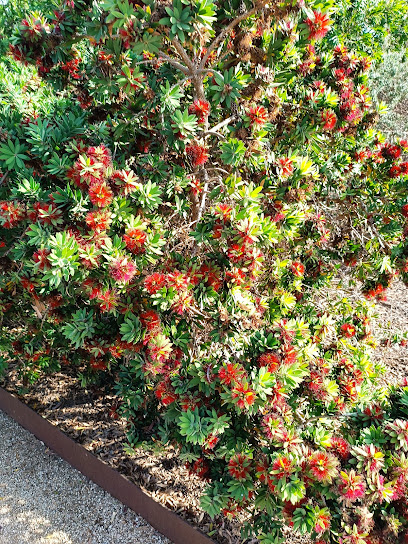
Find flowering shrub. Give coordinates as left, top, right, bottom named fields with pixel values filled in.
left=1, top=0, right=408, bottom=542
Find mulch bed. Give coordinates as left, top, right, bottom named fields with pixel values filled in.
left=1, top=280, right=407, bottom=544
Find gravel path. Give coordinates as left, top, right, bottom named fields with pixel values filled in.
left=0, top=410, right=170, bottom=544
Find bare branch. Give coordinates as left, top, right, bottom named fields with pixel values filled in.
left=171, top=37, right=196, bottom=71
left=158, top=51, right=190, bottom=74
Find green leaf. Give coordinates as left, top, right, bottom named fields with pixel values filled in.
left=120, top=313, right=142, bottom=343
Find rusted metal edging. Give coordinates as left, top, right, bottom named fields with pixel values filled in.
left=0, top=387, right=214, bottom=544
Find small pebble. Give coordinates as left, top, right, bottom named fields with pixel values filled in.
left=0, top=410, right=171, bottom=544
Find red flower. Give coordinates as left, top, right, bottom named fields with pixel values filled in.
left=109, top=256, right=137, bottom=283
left=219, top=362, right=246, bottom=386
left=111, top=169, right=139, bottom=195
left=188, top=458, right=210, bottom=479
left=89, top=358, right=107, bottom=371
left=231, top=382, right=256, bottom=409
left=321, top=109, right=337, bottom=130
left=258, top=351, right=280, bottom=373
left=85, top=209, right=112, bottom=232
left=140, top=310, right=161, bottom=331
left=338, top=470, right=366, bottom=504
left=123, top=228, right=147, bottom=254
left=402, top=203, right=408, bottom=218
left=186, top=144, right=209, bottom=166
left=400, top=162, right=408, bottom=175
left=247, top=105, right=268, bottom=127
left=88, top=180, right=113, bottom=208
left=328, top=437, right=350, bottom=460
left=340, top=323, right=356, bottom=337
left=291, top=261, right=305, bottom=276
left=228, top=453, right=252, bottom=481
left=32, top=249, right=51, bottom=270
left=314, top=509, right=331, bottom=534
left=381, top=143, right=401, bottom=160
left=270, top=455, right=294, bottom=481
left=188, top=99, right=210, bottom=123
left=389, top=165, right=401, bottom=178
left=305, top=11, right=331, bottom=41
left=155, top=380, right=177, bottom=405
left=97, top=289, right=118, bottom=313
left=144, top=273, right=167, bottom=294
left=277, top=157, right=294, bottom=178
left=308, top=451, right=339, bottom=483
left=0, top=200, right=25, bottom=228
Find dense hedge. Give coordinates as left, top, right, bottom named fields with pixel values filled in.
left=1, top=0, right=408, bottom=542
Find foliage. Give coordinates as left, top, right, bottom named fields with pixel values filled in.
left=1, top=0, right=408, bottom=542
left=328, top=0, right=408, bottom=60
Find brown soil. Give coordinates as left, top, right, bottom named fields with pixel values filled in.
left=1, top=280, right=407, bottom=544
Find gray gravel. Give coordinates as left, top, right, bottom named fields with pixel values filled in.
left=0, top=410, right=171, bottom=544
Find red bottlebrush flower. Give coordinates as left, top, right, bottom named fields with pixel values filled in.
left=9, top=44, right=27, bottom=64
left=188, top=99, right=210, bottom=123
left=89, top=358, right=107, bottom=371
left=219, top=362, right=246, bottom=386
left=277, top=157, right=294, bottom=178
left=389, top=165, right=401, bottom=178
left=225, top=267, right=246, bottom=286
left=305, top=11, right=331, bottom=41
left=60, top=58, right=81, bottom=79
left=109, top=256, right=137, bottom=283
left=291, top=261, right=305, bottom=277
left=363, top=403, right=384, bottom=422
left=262, top=413, right=287, bottom=442
left=329, top=436, right=350, bottom=460
left=98, top=289, right=119, bottom=313
left=270, top=455, right=294, bottom=481
left=402, top=204, right=408, bottom=218
left=36, top=202, right=63, bottom=226
left=155, top=380, right=177, bottom=406
left=32, top=249, right=51, bottom=270
left=185, top=144, right=209, bottom=166
left=140, top=310, right=161, bottom=331
left=341, top=323, right=356, bottom=337
left=247, top=105, right=268, bottom=127
left=167, top=271, right=189, bottom=291
left=321, top=109, right=337, bottom=130
left=123, top=228, right=147, bottom=255
left=144, top=273, right=167, bottom=294
left=228, top=453, right=252, bottom=481
left=400, top=162, right=408, bottom=175
left=255, top=458, right=270, bottom=483
left=85, top=209, right=112, bottom=232
left=198, top=263, right=222, bottom=292
left=188, top=458, right=210, bottom=479
left=258, top=351, right=280, bottom=373
left=87, top=145, right=112, bottom=169
left=204, top=433, right=219, bottom=450
left=146, top=333, right=172, bottom=363
left=0, top=200, right=25, bottom=228
left=231, top=382, right=256, bottom=409
left=314, top=509, right=331, bottom=534
left=88, top=180, right=113, bottom=208
left=308, top=451, right=339, bottom=483
left=111, top=169, right=139, bottom=195
left=214, top=203, right=232, bottom=222
left=385, top=419, right=408, bottom=450
left=212, top=222, right=223, bottom=239
left=20, top=277, right=36, bottom=292
left=338, top=470, right=366, bottom=504
left=381, top=143, right=401, bottom=160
